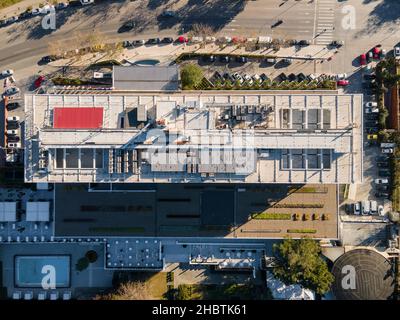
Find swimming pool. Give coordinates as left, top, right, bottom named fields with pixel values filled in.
left=134, top=59, right=160, bottom=66
left=15, top=255, right=71, bottom=288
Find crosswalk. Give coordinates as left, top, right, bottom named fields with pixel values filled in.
left=314, top=0, right=336, bottom=45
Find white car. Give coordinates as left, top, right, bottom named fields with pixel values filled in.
left=232, top=73, right=243, bottom=84
left=382, top=148, right=394, bottom=154
left=243, top=74, right=253, bottom=85
left=80, top=0, right=95, bottom=5
left=378, top=205, right=384, bottom=216
left=31, top=8, right=41, bottom=15
left=7, top=129, right=19, bottom=135
left=336, top=73, right=347, bottom=80
left=375, top=178, right=389, bottom=184
left=395, top=46, right=400, bottom=58
left=7, top=116, right=20, bottom=122
left=365, top=107, right=379, bottom=114
left=7, top=142, right=21, bottom=148
left=252, top=74, right=261, bottom=82
left=3, top=87, right=20, bottom=97
left=364, top=101, right=378, bottom=108
left=1, top=69, right=14, bottom=77
left=353, top=202, right=361, bottom=215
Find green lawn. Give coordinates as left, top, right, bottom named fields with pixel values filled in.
left=178, top=283, right=272, bottom=300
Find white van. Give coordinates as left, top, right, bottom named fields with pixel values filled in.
left=353, top=202, right=361, bottom=215
left=362, top=200, right=370, bottom=215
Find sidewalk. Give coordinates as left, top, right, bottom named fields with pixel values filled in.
left=52, top=42, right=336, bottom=68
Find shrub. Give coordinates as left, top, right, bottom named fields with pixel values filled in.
left=176, top=285, right=192, bottom=300
left=85, top=250, right=98, bottom=263
left=252, top=213, right=292, bottom=220
left=181, top=64, right=204, bottom=90
left=287, top=229, right=317, bottom=234
left=76, top=257, right=89, bottom=271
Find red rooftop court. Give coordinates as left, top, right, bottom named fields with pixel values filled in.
left=53, top=107, right=103, bottom=129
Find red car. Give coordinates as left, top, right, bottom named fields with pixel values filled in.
left=177, top=36, right=188, bottom=43
left=372, top=47, right=380, bottom=59
left=34, top=75, right=45, bottom=88
left=360, top=53, right=367, bottom=66
left=337, top=79, right=349, bottom=86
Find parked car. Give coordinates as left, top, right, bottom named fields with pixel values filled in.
left=132, top=40, right=145, bottom=46
left=222, top=72, right=234, bottom=82
left=212, top=71, right=223, bottom=81
left=367, top=134, right=378, bottom=140
left=146, top=38, right=160, bottom=45
left=161, top=37, right=174, bottom=44
left=336, top=73, right=347, bottom=80
left=34, top=76, right=45, bottom=89
left=39, top=55, right=57, bottom=64
left=243, top=74, right=253, bottom=85
left=232, top=73, right=244, bottom=84
left=297, top=73, right=307, bottom=82
left=364, top=101, right=378, bottom=108
left=56, top=2, right=69, bottom=9
left=282, top=58, right=293, bottom=65
left=202, top=55, right=215, bottom=63
left=1, top=69, right=14, bottom=77
left=395, top=46, right=400, bottom=58
left=372, top=47, right=381, bottom=60
left=362, top=200, right=370, bottom=215
left=31, top=8, right=41, bottom=15
left=330, top=40, right=344, bottom=47
left=119, top=21, right=136, bottom=32
left=7, top=135, right=20, bottom=142
left=3, top=87, right=20, bottom=97
left=380, top=49, right=387, bottom=59
left=271, top=19, right=283, bottom=28
left=6, top=121, right=19, bottom=129
left=298, top=40, right=311, bottom=46
left=80, top=0, right=94, bottom=5
left=266, top=58, right=277, bottom=64
left=288, top=73, right=297, bottom=82
left=378, top=205, right=384, bottom=216
left=7, top=142, right=21, bottom=148
left=360, top=53, right=367, bottom=65
left=252, top=74, right=261, bottom=83
left=367, top=51, right=374, bottom=62
left=382, top=148, right=394, bottom=154
left=345, top=203, right=354, bottom=214
left=18, top=11, right=32, bottom=19
left=375, top=192, right=389, bottom=198
left=6, top=102, right=20, bottom=111
left=6, top=129, right=19, bottom=135
left=160, top=11, right=177, bottom=18
left=122, top=40, right=131, bottom=48
left=235, top=56, right=248, bottom=64
left=219, top=56, right=230, bottom=63
left=276, top=73, right=288, bottom=82
left=365, top=108, right=379, bottom=114
left=353, top=202, right=361, bottom=215
left=7, top=116, right=20, bottom=122
left=177, top=36, right=188, bottom=43
left=260, top=73, right=269, bottom=82
left=370, top=200, right=378, bottom=215
left=375, top=178, right=389, bottom=184
left=337, top=79, right=349, bottom=86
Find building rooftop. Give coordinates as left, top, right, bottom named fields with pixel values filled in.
left=24, top=91, right=363, bottom=184
left=112, top=66, right=180, bottom=91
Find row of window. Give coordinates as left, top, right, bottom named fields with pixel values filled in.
left=281, top=109, right=331, bottom=130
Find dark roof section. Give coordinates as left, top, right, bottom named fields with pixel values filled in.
left=331, top=248, right=394, bottom=300
left=112, top=66, right=180, bottom=91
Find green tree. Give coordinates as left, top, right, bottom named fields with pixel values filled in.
left=273, top=238, right=334, bottom=295
left=181, top=64, right=204, bottom=90
left=176, top=284, right=192, bottom=300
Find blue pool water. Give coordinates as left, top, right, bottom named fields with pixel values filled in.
left=134, top=59, right=160, bottom=66
left=15, top=256, right=70, bottom=288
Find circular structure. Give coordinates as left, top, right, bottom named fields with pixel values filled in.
left=331, top=249, right=394, bottom=300
left=134, top=59, right=160, bottom=66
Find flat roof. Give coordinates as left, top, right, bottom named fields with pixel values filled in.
left=0, top=202, right=17, bottom=222
left=113, top=66, right=180, bottom=91
left=53, top=107, right=103, bottom=129
left=25, top=91, right=363, bottom=184
left=26, top=202, right=50, bottom=222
